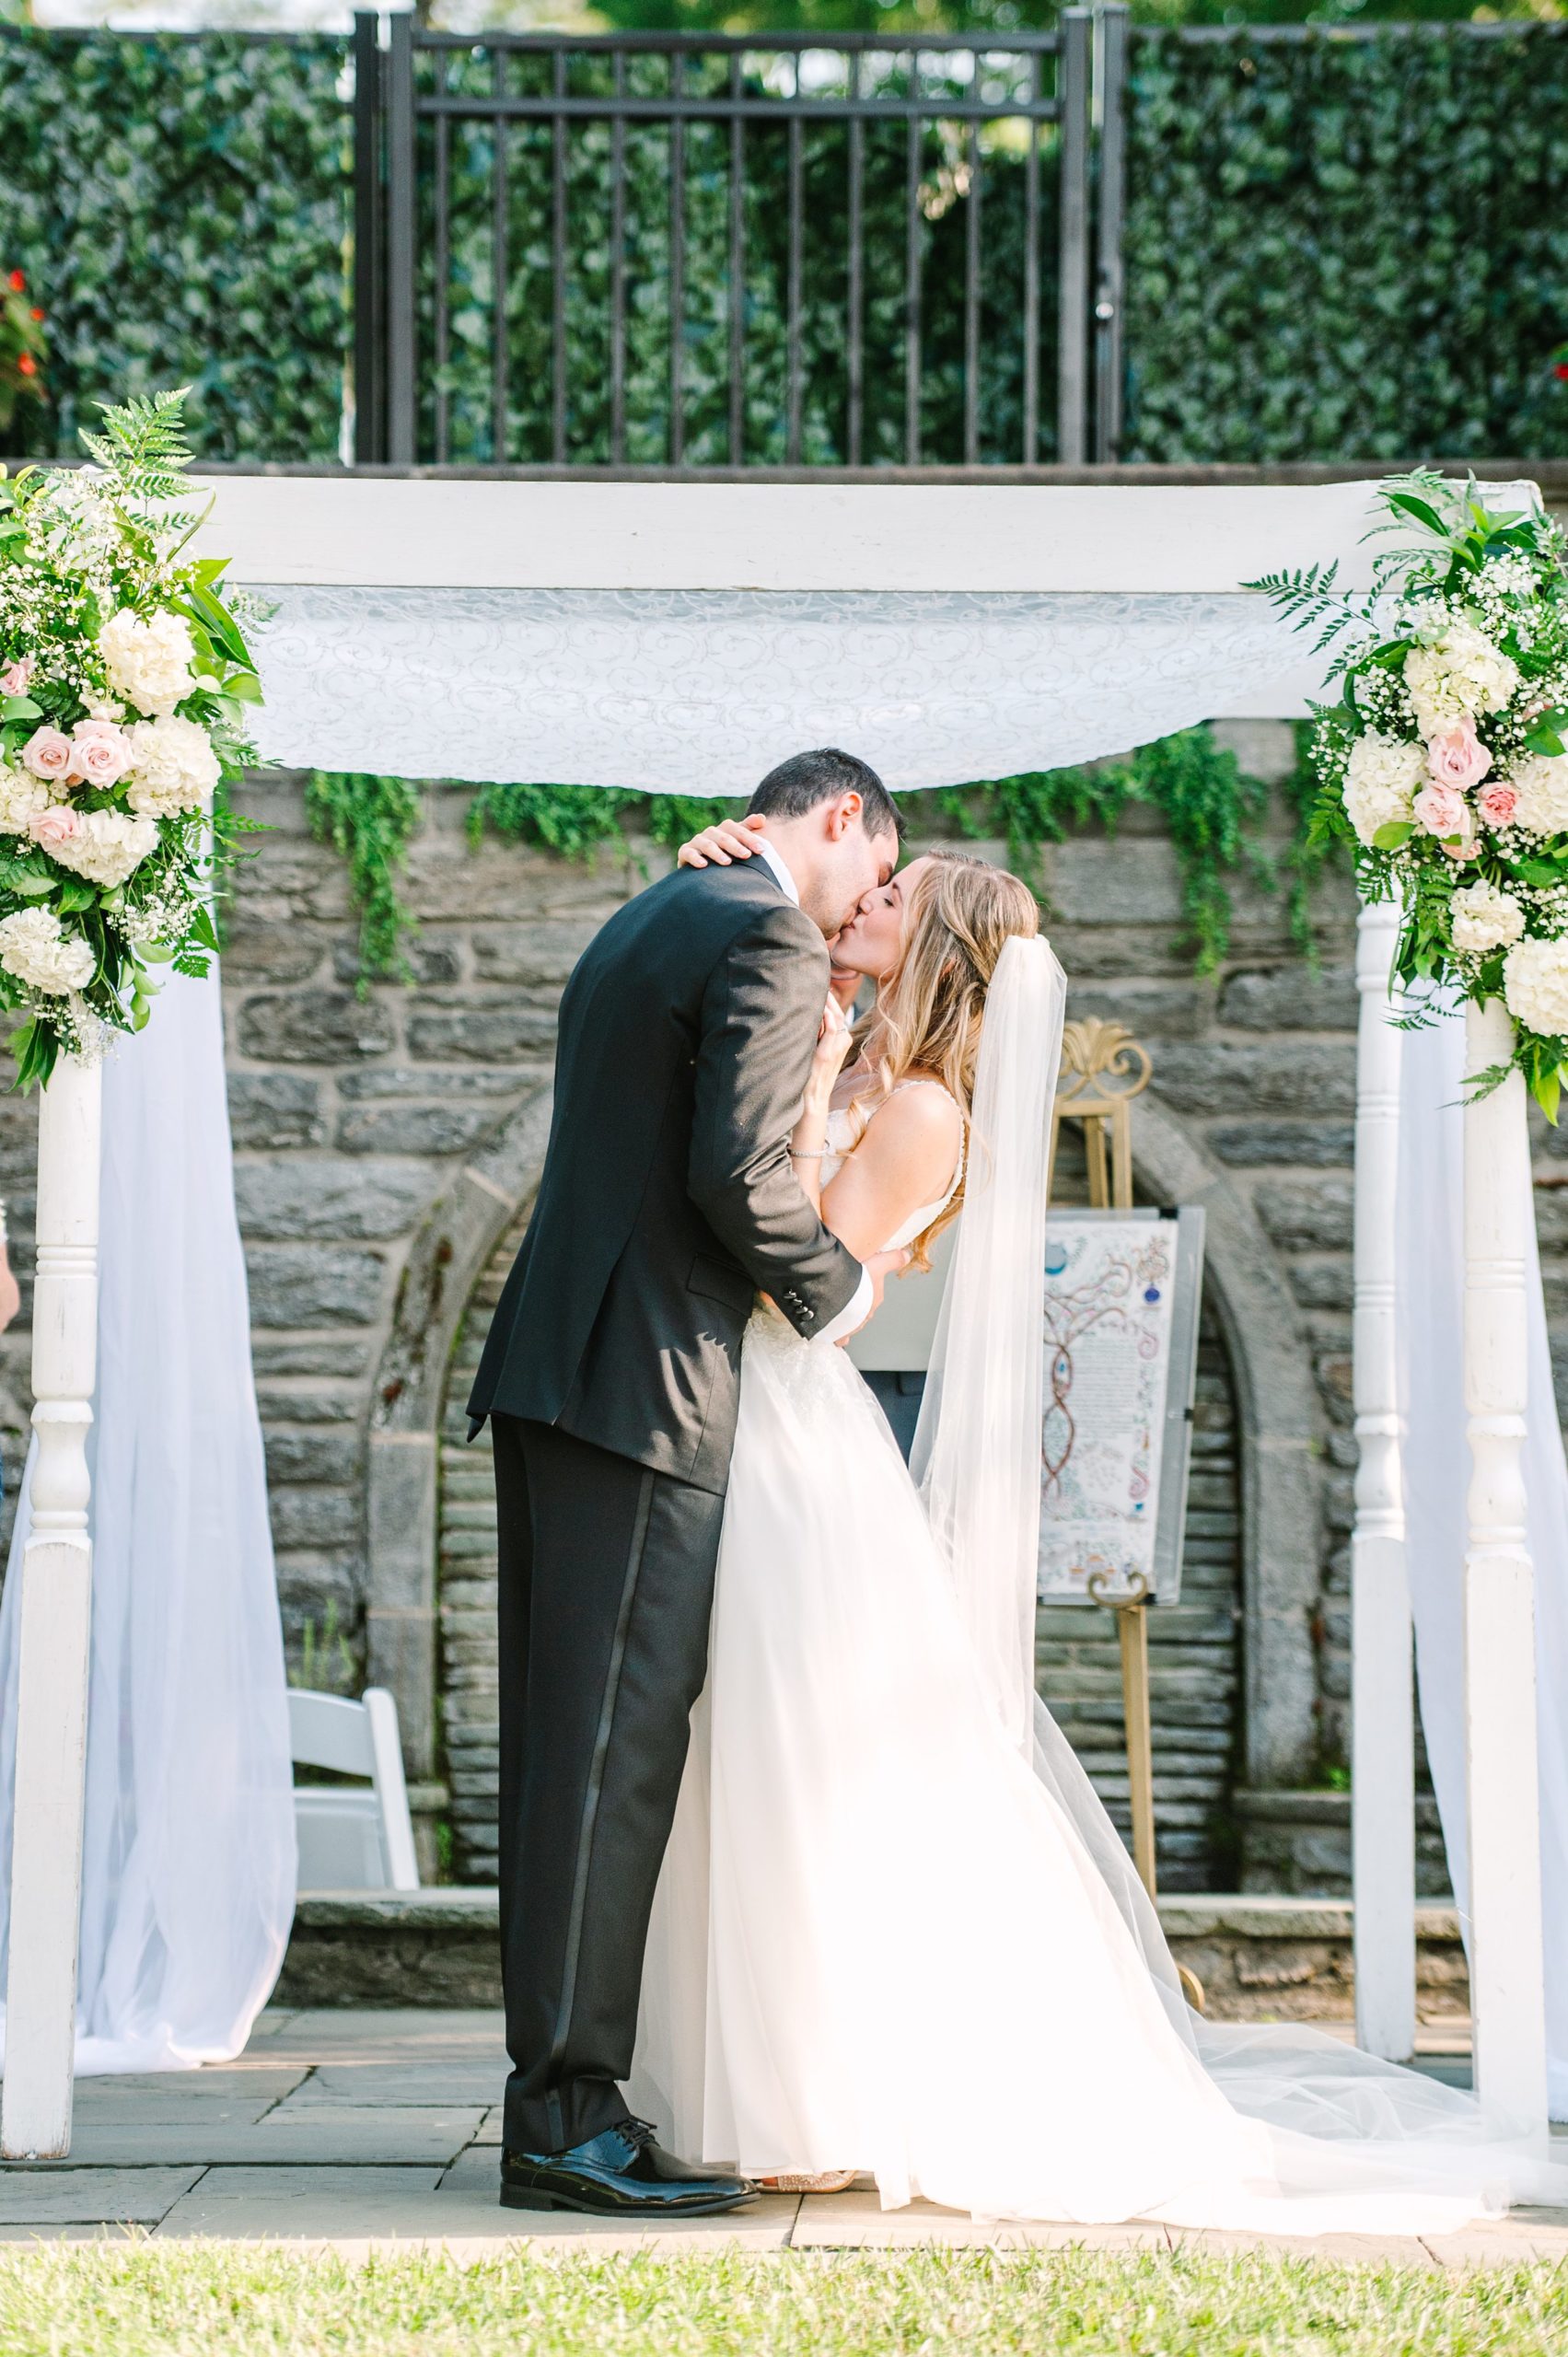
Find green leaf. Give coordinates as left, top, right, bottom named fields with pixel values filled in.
left=222, top=670, right=264, bottom=705
left=1, top=694, right=41, bottom=723
left=1385, top=492, right=1451, bottom=540
left=179, top=580, right=250, bottom=670
left=1532, top=1064, right=1562, bottom=1127
left=1525, top=725, right=1566, bottom=759
left=1372, top=821, right=1414, bottom=850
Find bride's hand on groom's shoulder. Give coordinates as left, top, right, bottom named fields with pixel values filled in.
left=809, top=995, right=854, bottom=1093
left=677, top=811, right=768, bottom=867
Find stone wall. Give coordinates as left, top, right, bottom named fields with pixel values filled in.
left=8, top=722, right=1568, bottom=1889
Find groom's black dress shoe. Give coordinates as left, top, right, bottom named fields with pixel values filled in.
left=499, top=2117, right=756, bottom=2217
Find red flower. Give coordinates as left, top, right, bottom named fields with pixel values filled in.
left=29, top=308, right=41, bottom=323
left=7, top=270, right=23, bottom=294
left=16, top=353, right=36, bottom=377
left=1557, top=362, right=1568, bottom=382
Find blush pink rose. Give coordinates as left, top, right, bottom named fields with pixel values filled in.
left=1413, top=782, right=1468, bottom=839
left=66, top=718, right=132, bottom=789
left=1478, top=781, right=1520, bottom=830
left=29, top=805, right=81, bottom=853
left=1426, top=717, right=1493, bottom=791
left=0, top=656, right=34, bottom=699
left=21, top=726, right=71, bottom=782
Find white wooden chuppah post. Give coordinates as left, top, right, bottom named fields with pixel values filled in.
left=1351, top=899, right=1415, bottom=2063
left=1461, top=999, right=1549, bottom=2133
left=1, top=1058, right=101, bottom=2159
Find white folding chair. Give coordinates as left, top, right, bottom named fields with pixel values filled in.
left=288, top=1686, right=421, bottom=1892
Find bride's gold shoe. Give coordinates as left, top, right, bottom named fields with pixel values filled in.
left=756, top=2168, right=858, bottom=2194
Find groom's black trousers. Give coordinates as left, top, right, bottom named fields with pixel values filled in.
left=492, top=1411, right=726, bottom=2155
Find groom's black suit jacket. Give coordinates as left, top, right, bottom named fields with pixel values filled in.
left=467, top=857, right=863, bottom=1493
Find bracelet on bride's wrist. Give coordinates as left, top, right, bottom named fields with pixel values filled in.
left=790, top=1146, right=826, bottom=1160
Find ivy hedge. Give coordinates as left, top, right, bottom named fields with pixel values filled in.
left=1122, top=25, right=1568, bottom=461
left=0, top=29, right=350, bottom=464
left=2, top=25, right=1565, bottom=467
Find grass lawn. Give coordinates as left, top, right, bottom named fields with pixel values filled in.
left=0, top=2246, right=1563, bottom=2356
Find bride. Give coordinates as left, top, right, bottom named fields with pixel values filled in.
left=626, top=813, right=1565, bottom=2235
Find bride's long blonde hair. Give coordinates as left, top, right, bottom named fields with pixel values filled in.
left=853, top=850, right=1039, bottom=1264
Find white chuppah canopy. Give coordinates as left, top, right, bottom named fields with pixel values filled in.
left=5, top=474, right=1560, bottom=2153
left=211, top=477, right=1367, bottom=789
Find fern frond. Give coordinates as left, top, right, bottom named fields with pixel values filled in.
left=79, top=388, right=195, bottom=511
left=1246, top=558, right=1349, bottom=637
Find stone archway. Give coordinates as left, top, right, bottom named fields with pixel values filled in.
left=393, top=1089, right=1318, bottom=1887
left=1126, top=1095, right=1324, bottom=1794
left=363, top=1083, right=554, bottom=1788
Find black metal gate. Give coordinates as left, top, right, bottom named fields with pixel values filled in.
left=353, top=13, right=1127, bottom=471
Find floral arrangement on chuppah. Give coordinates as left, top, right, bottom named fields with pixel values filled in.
left=0, top=388, right=261, bottom=1087
left=1258, top=473, right=1568, bottom=1118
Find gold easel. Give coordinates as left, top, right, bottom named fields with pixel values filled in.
left=1049, top=1022, right=1204, bottom=2011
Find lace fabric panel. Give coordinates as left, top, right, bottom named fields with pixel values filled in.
left=251, top=586, right=1316, bottom=790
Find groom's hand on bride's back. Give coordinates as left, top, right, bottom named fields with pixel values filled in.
left=838, top=1247, right=912, bottom=1344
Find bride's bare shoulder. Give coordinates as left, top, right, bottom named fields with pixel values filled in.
left=854, top=1073, right=964, bottom=1175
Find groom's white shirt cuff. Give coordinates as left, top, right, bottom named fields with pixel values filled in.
left=749, top=835, right=872, bottom=1347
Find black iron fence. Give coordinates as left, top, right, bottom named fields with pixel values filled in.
left=353, top=14, right=1130, bottom=472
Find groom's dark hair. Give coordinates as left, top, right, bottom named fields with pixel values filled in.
left=748, top=749, right=902, bottom=842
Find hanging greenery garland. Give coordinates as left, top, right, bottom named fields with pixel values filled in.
left=308, top=726, right=1341, bottom=993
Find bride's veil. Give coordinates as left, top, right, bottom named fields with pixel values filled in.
left=909, top=929, right=1560, bottom=2183
left=911, top=934, right=1064, bottom=1758
left=909, top=933, right=1194, bottom=2027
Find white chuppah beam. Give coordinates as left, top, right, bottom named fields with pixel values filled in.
left=1352, top=901, right=1415, bottom=2064
left=195, top=477, right=1390, bottom=596
left=1462, top=1000, right=1549, bottom=2133
left=1, top=1060, right=101, bottom=2159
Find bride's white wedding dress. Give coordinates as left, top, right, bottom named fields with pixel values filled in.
left=630, top=946, right=1565, bottom=2234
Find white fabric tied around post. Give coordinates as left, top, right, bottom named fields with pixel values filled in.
left=0, top=968, right=296, bottom=2084
left=1396, top=1006, right=1568, bottom=2122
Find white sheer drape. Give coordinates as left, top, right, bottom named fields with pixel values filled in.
left=1397, top=1008, right=1568, bottom=2119
left=252, top=587, right=1310, bottom=791
left=0, top=969, right=296, bottom=2074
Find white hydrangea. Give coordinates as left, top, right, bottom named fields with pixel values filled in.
left=48, top=808, right=158, bottom=890
left=98, top=607, right=197, bottom=717
left=1449, top=879, right=1526, bottom=957
left=0, top=907, right=96, bottom=995
left=1403, top=621, right=1519, bottom=738
left=1342, top=732, right=1425, bottom=847
left=1504, top=936, right=1568, bottom=1040
left=0, top=763, right=59, bottom=836
left=1509, top=752, right=1568, bottom=842
left=123, top=714, right=220, bottom=817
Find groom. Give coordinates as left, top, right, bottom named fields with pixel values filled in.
left=468, top=748, right=905, bottom=2217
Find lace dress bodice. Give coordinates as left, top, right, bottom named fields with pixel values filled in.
left=821, top=1080, right=966, bottom=1255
